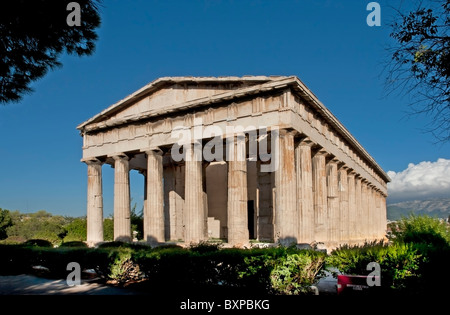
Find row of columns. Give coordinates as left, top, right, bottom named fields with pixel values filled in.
left=272, top=130, right=387, bottom=245
left=85, top=129, right=387, bottom=246
left=85, top=138, right=253, bottom=245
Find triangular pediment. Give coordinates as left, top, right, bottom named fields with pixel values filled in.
left=77, top=76, right=292, bottom=131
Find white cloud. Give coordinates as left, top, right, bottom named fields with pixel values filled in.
left=387, top=158, right=450, bottom=202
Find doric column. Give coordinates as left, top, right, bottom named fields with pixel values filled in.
left=338, top=166, right=349, bottom=242
left=312, top=148, right=328, bottom=242
left=274, top=130, right=298, bottom=245
left=184, top=141, right=205, bottom=243
left=85, top=158, right=103, bottom=244
left=326, top=158, right=340, bottom=243
left=380, top=192, right=387, bottom=240
left=375, top=190, right=383, bottom=240
left=227, top=135, right=249, bottom=245
left=355, top=176, right=363, bottom=241
left=361, top=180, right=369, bottom=241
left=369, top=186, right=376, bottom=240
left=112, top=154, right=131, bottom=242
left=144, top=149, right=165, bottom=243
left=296, top=138, right=314, bottom=243
left=347, top=172, right=357, bottom=241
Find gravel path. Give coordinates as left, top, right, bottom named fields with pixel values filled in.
left=0, top=274, right=140, bottom=295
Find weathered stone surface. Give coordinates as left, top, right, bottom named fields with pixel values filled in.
left=184, top=142, right=205, bottom=244
left=144, top=149, right=164, bottom=243
left=112, top=154, right=131, bottom=242
left=227, top=135, right=249, bottom=245
left=297, top=138, right=314, bottom=243
left=312, top=149, right=328, bottom=242
left=84, top=159, right=103, bottom=244
left=274, top=130, right=298, bottom=245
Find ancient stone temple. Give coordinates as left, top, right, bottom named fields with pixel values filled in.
left=77, top=76, right=390, bottom=248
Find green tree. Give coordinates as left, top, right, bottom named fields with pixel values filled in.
left=0, top=208, right=13, bottom=240
left=103, top=217, right=114, bottom=241
left=0, top=0, right=102, bottom=104
left=6, top=210, right=68, bottom=244
left=63, top=217, right=87, bottom=242
left=387, top=0, right=450, bottom=141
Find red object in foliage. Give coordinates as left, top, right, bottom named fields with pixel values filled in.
left=337, top=275, right=380, bottom=295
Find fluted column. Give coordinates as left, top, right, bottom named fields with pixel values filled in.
left=338, top=166, right=349, bottom=242
left=380, top=193, right=387, bottom=240
left=144, top=149, right=165, bottom=243
left=347, top=172, right=357, bottom=241
left=275, top=130, right=298, bottom=245
left=369, top=186, right=376, bottom=239
left=312, top=148, right=328, bottom=242
left=296, top=138, right=314, bottom=243
left=361, top=180, right=369, bottom=241
left=355, top=176, right=363, bottom=241
left=227, top=135, right=249, bottom=245
left=326, top=158, right=339, bottom=243
left=113, top=154, right=131, bottom=242
left=184, top=141, right=205, bottom=243
left=85, top=159, right=103, bottom=244
left=375, top=190, right=382, bottom=240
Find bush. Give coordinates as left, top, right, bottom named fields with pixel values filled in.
left=0, top=244, right=327, bottom=294
left=103, top=219, right=114, bottom=241
left=108, top=249, right=143, bottom=283
left=59, top=241, right=88, bottom=248
left=389, top=214, right=450, bottom=294
left=63, top=218, right=87, bottom=242
left=189, top=240, right=222, bottom=253
left=22, top=239, right=53, bottom=247
left=97, top=241, right=151, bottom=250
left=327, top=241, right=422, bottom=293
left=390, top=214, right=450, bottom=246
left=0, top=209, right=13, bottom=240
left=270, top=251, right=326, bottom=295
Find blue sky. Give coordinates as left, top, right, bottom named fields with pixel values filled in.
left=1, top=0, right=449, bottom=217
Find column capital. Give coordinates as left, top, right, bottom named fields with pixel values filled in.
left=347, top=170, right=357, bottom=176
left=142, top=147, right=164, bottom=156
left=338, top=164, right=349, bottom=171
left=299, top=136, right=315, bottom=147
left=109, top=153, right=130, bottom=161
left=327, top=157, right=340, bottom=164
left=313, top=147, right=329, bottom=157
left=279, top=128, right=298, bottom=137
left=81, top=157, right=103, bottom=165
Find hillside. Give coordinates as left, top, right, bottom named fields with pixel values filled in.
left=387, top=198, right=450, bottom=221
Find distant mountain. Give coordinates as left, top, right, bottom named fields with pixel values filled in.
left=387, top=198, right=450, bottom=221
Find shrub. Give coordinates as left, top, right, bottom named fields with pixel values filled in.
left=0, top=209, right=13, bottom=240
left=98, top=241, right=150, bottom=250
left=270, top=251, right=326, bottom=295
left=327, top=241, right=422, bottom=293
left=390, top=214, right=450, bottom=246
left=108, top=249, right=143, bottom=283
left=22, top=239, right=53, bottom=247
left=0, top=236, right=25, bottom=245
left=63, top=218, right=87, bottom=242
left=103, top=218, right=114, bottom=241
left=189, top=240, right=222, bottom=253
left=59, top=241, right=88, bottom=248
left=0, top=244, right=327, bottom=294
left=389, top=214, right=450, bottom=294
